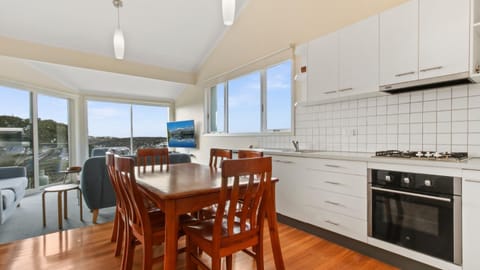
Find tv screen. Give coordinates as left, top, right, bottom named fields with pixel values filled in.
left=167, top=120, right=196, bottom=148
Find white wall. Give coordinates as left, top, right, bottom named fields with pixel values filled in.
left=175, top=0, right=409, bottom=160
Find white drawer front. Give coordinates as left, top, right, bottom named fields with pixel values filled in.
left=305, top=207, right=367, bottom=242
left=301, top=188, right=367, bottom=220
left=303, top=158, right=367, bottom=176
left=302, top=170, right=366, bottom=198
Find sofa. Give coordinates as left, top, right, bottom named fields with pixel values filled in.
left=80, top=152, right=191, bottom=223
left=0, top=166, right=28, bottom=224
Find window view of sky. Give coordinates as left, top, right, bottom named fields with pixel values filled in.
left=0, top=86, right=30, bottom=120
left=88, top=100, right=168, bottom=138
left=228, top=72, right=261, bottom=133
left=267, top=60, right=292, bottom=130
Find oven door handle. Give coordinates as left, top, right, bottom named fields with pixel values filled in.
left=371, top=186, right=452, bottom=203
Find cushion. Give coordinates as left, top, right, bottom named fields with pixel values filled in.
left=1, top=189, right=15, bottom=210
left=0, top=177, right=28, bottom=198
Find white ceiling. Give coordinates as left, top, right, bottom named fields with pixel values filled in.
left=0, top=0, right=247, bottom=99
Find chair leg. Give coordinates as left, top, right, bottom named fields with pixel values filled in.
left=63, top=191, right=68, bottom=219
left=57, top=192, right=63, bottom=229
left=185, top=236, right=195, bottom=270
left=142, top=240, right=153, bottom=270
left=226, top=255, right=233, bottom=270
left=211, top=254, right=221, bottom=270
left=256, top=241, right=264, bottom=270
left=92, top=209, right=99, bottom=224
left=111, top=209, right=119, bottom=242
left=123, top=229, right=135, bottom=270
left=114, top=217, right=124, bottom=257
left=42, top=191, right=47, bottom=227
left=78, top=190, right=83, bottom=222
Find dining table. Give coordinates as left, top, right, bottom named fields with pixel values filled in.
left=135, top=162, right=285, bottom=270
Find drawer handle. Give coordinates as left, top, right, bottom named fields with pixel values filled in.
left=338, top=87, right=353, bottom=92
left=324, top=90, right=337, bottom=94
left=420, top=66, right=443, bottom=72
left=395, top=71, right=415, bottom=77
left=325, top=200, right=342, bottom=207
left=465, top=179, right=480, bottom=183
left=325, top=181, right=341, bottom=185
left=325, top=220, right=340, bottom=226
left=325, top=164, right=341, bottom=168
left=273, top=160, right=294, bottom=164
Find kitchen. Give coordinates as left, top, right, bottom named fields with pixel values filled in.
left=1, top=0, right=479, bottom=269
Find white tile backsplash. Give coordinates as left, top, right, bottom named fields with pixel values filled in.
left=260, top=84, right=480, bottom=156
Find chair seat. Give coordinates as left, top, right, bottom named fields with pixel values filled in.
left=183, top=218, right=250, bottom=242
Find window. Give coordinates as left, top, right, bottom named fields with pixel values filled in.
left=0, top=86, right=71, bottom=189
left=228, top=72, right=261, bottom=133
left=209, top=83, right=225, bottom=132
left=38, top=94, right=70, bottom=186
left=207, top=60, right=292, bottom=134
left=87, top=100, right=169, bottom=156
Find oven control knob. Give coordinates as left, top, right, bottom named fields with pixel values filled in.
left=424, top=179, right=432, bottom=187
left=403, top=177, right=410, bottom=184
left=385, top=175, right=391, bottom=182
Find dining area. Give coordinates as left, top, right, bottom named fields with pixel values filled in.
left=106, top=147, right=285, bottom=270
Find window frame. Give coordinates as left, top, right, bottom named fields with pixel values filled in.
left=205, top=59, right=294, bottom=135
left=84, top=96, right=173, bottom=155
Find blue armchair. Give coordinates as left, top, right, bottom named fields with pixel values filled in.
left=80, top=153, right=191, bottom=223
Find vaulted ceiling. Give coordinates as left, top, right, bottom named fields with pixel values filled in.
left=0, top=0, right=247, bottom=100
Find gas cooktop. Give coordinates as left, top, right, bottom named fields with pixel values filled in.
left=374, top=150, right=469, bottom=162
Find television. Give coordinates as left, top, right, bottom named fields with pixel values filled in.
left=167, top=120, right=196, bottom=148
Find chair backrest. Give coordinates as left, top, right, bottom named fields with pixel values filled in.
left=213, top=157, right=272, bottom=247
left=237, top=150, right=264, bottom=159
left=105, top=152, right=123, bottom=212
left=114, top=155, right=153, bottom=240
left=209, top=148, right=232, bottom=168
left=136, top=148, right=170, bottom=174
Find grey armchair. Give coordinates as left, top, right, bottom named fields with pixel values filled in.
left=0, top=166, right=28, bottom=224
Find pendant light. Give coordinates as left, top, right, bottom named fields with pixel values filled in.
left=222, top=0, right=236, bottom=26
left=113, top=0, right=125, bottom=60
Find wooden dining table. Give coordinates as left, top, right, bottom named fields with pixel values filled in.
left=135, top=162, right=285, bottom=270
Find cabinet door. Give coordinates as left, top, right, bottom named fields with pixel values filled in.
left=339, top=15, right=379, bottom=96
left=379, top=0, right=419, bottom=86
left=462, top=175, right=480, bottom=270
left=272, top=156, right=304, bottom=221
left=307, top=31, right=339, bottom=101
left=418, top=0, right=469, bottom=79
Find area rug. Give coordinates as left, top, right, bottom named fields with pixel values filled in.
left=0, top=191, right=115, bottom=244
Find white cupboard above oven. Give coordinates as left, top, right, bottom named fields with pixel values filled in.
left=379, top=0, right=470, bottom=90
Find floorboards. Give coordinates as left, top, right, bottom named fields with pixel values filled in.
left=0, top=221, right=397, bottom=269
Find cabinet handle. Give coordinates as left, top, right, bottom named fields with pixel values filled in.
left=338, top=87, right=353, bottom=92
left=395, top=71, right=415, bottom=77
left=465, top=179, right=480, bottom=183
left=324, top=90, right=337, bottom=94
left=325, top=200, right=342, bottom=206
left=325, top=220, right=340, bottom=226
left=325, top=181, right=341, bottom=185
left=420, top=66, right=443, bottom=72
left=273, top=159, right=294, bottom=164
left=325, top=164, right=341, bottom=168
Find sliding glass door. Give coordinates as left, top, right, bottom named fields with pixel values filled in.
left=0, top=85, right=71, bottom=190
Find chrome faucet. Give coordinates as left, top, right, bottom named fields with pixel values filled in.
left=292, top=140, right=299, bottom=152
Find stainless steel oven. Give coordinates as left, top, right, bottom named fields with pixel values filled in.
left=368, top=168, right=462, bottom=265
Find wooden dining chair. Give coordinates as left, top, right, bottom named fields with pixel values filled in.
left=238, top=150, right=264, bottom=159
left=136, top=147, right=170, bottom=174
left=183, top=157, right=272, bottom=270
left=209, top=148, right=232, bottom=168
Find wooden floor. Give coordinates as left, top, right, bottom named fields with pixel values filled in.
left=0, top=221, right=397, bottom=270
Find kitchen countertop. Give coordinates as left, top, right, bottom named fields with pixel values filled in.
left=254, top=149, right=480, bottom=170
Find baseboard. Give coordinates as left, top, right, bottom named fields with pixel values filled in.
left=277, top=214, right=439, bottom=270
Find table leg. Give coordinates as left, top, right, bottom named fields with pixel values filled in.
left=57, top=192, right=63, bottom=230
left=266, top=182, right=285, bottom=270
left=163, top=200, right=178, bottom=270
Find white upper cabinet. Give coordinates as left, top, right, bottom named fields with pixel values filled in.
left=307, top=31, right=339, bottom=101
left=380, top=0, right=470, bottom=87
left=380, top=0, right=419, bottom=86
left=339, top=15, right=379, bottom=97
left=307, top=15, right=379, bottom=103
left=418, top=0, right=470, bottom=79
